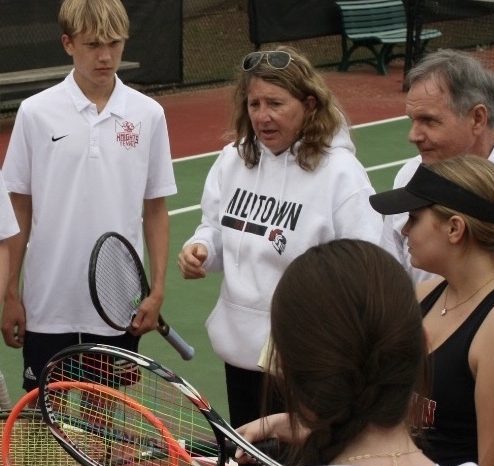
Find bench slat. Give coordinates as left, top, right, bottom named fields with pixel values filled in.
left=337, top=0, right=404, bottom=8
left=350, top=28, right=441, bottom=43
left=0, top=61, right=139, bottom=87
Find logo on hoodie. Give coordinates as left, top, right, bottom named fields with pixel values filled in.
left=268, top=228, right=287, bottom=255
left=220, top=187, right=302, bottom=247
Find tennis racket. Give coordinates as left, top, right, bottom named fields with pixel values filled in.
left=89, top=231, right=195, bottom=361
left=1, top=390, right=79, bottom=466
left=0, top=370, right=11, bottom=410
left=39, top=343, right=283, bottom=466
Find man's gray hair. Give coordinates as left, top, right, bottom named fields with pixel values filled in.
left=406, top=49, right=494, bottom=127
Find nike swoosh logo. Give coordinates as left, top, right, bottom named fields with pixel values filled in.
left=51, top=135, right=68, bottom=142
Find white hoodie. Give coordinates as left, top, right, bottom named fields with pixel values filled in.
left=185, top=126, right=383, bottom=370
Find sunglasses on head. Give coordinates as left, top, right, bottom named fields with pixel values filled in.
left=242, top=51, right=294, bottom=71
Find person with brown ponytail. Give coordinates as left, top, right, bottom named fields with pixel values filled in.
left=237, top=240, right=472, bottom=466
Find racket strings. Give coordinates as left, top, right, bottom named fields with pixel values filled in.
left=46, top=383, right=181, bottom=466
left=43, top=352, right=221, bottom=465
left=1, top=407, right=79, bottom=466
left=95, top=238, right=144, bottom=329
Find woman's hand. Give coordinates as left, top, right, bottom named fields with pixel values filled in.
left=178, top=243, right=208, bottom=279
left=235, top=413, right=309, bottom=463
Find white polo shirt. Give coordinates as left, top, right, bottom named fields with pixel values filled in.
left=3, top=71, right=177, bottom=334
left=0, top=171, right=19, bottom=240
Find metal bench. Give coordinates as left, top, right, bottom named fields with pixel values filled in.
left=0, top=61, right=140, bottom=110
left=335, top=0, right=442, bottom=74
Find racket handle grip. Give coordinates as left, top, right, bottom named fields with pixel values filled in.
left=157, top=319, right=195, bottom=360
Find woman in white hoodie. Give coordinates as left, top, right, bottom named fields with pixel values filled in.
left=178, top=46, right=383, bottom=427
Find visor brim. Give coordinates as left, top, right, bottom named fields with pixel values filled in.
left=369, top=188, right=434, bottom=215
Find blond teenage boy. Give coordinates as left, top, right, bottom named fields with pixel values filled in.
left=2, top=0, right=176, bottom=392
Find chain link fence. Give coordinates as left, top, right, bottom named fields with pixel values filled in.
left=1, top=0, right=494, bottom=94
left=181, top=0, right=494, bottom=89
left=181, top=0, right=343, bottom=88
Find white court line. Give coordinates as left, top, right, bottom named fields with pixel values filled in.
left=173, top=151, right=220, bottom=163
left=169, top=115, right=413, bottom=216
left=172, top=115, right=409, bottom=164
left=170, top=205, right=201, bottom=216
left=365, top=157, right=415, bottom=172
left=351, top=115, right=408, bottom=129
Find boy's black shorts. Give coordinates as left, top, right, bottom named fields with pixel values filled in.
left=22, top=331, right=140, bottom=392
